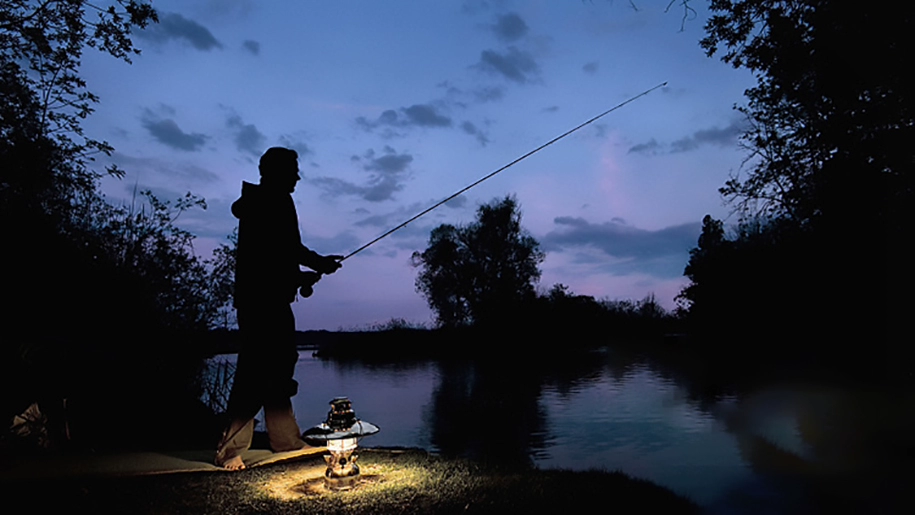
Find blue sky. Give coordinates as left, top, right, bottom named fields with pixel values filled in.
left=81, top=0, right=755, bottom=330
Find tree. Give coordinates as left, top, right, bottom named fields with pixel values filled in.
left=0, top=1, right=237, bottom=336
left=677, top=2, right=912, bottom=359
left=701, top=1, right=913, bottom=227
left=412, top=196, right=545, bottom=328
left=676, top=215, right=727, bottom=317
left=0, top=2, right=243, bottom=448
left=1, top=1, right=157, bottom=207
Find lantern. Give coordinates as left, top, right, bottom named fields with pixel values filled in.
left=302, top=397, right=380, bottom=490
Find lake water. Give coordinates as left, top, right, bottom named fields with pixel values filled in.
left=208, top=347, right=911, bottom=514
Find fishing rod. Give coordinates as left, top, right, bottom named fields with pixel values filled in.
left=339, top=81, right=667, bottom=262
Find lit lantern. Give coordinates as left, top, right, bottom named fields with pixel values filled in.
left=302, top=397, right=380, bottom=490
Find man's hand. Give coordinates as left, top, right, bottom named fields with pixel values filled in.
left=315, top=255, right=343, bottom=275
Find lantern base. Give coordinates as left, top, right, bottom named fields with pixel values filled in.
left=323, top=450, right=361, bottom=491
left=324, top=468, right=360, bottom=490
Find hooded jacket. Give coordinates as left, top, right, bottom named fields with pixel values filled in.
left=231, top=181, right=323, bottom=309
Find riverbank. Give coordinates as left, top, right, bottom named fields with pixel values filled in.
left=0, top=448, right=699, bottom=514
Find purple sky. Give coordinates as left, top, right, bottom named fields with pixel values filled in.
left=81, top=0, right=755, bottom=330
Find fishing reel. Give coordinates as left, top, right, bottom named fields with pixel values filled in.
left=299, top=271, right=322, bottom=298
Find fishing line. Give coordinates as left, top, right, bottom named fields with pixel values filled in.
left=340, top=81, right=668, bottom=262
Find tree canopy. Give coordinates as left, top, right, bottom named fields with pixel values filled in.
left=701, top=1, right=913, bottom=227
left=679, top=2, right=912, bottom=366
left=0, top=1, right=236, bottom=341
left=412, top=196, right=545, bottom=328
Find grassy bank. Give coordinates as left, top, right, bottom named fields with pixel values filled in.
left=0, top=448, right=698, bottom=514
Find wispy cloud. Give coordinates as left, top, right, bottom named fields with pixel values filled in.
left=102, top=154, right=219, bottom=183
left=473, top=86, right=505, bottom=103
left=310, top=147, right=415, bottom=202
left=226, top=114, right=266, bottom=157
left=356, top=103, right=453, bottom=134
left=140, top=108, right=207, bottom=151
left=492, top=13, right=529, bottom=42
left=475, top=46, right=541, bottom=84
left=461, top=121, right=490, bottom=146
left=670, top=120, right=747, bottom=153
left=628, top=119, right=749, bottom=155
left=542, top=217, right=700, bottom=278
left=137, top=12, right=223, bottom=51
left=242, top=40, right=260, bottom=55
left=628, top=138, right=661, bottom=155
left=278, top=135, right=313, bottom=157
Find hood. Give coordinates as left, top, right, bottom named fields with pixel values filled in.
left=232, top=181, right=283, bottom=220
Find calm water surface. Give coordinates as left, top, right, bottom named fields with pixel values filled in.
left=211, top=348, right=910, bottom=514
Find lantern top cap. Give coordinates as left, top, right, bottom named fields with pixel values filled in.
left=303, top=420, right=380, bottom=444
left=301, top=397, right=380, bottom=445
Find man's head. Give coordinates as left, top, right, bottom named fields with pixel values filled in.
left=259, top=147, right=300, bottom=192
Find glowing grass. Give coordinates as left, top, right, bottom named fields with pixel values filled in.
left=234, top=449, right=700, bottom=514
left=0, top=449, right=699, bottom=514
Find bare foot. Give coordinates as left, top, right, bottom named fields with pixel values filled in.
left=221, top=455, right=246, bottom=471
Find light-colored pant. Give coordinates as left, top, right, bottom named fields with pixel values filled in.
left=215, top=304, right=306, bottom=465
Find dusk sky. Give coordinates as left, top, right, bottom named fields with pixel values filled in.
left=81, top=0, right=755, bottom=330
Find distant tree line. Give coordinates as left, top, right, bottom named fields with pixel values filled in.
left=412, top=196, right=679, bottom=344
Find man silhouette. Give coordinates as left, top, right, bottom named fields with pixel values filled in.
left=216, top=147, right=342, bottom=470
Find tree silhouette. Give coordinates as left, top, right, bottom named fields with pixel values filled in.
left=412, top=196, right=544, bottom=328
left=676, top=2, right=912, bottom=369
left=0, top=2, right=239, bottom=449
left=701, top=1, right=913, bottom=227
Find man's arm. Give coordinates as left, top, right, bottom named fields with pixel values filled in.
left=298, top=244, right=342, bottom=274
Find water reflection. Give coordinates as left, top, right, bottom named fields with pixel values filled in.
left=425, top=359, right=548, bottom=467
left=207, top=348, right=914, bottom=514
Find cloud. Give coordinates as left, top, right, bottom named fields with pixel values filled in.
left=278, top=135, right=313, bottom=157
left=352, top=201, right=452, bottom=252
left=242, top=40, right=260, bottom=55
left=461, top=121, right=490, bottom=146
left=140, top=110, right=207, bottom=151
left=226, top=114, right=266, bottom=157
left=356, top=103, right=453, bottom=133
left=102, top=154, right=219, bottom=184
left=310, top=147, right=414, bottom=202
left=364, top=148, right=414, bottom=174
left=137, top=12, right=223, bottom=51
left=670, top=119, right=748, bottom=153
left=444, top=195, right=467, bottom=208
left=582, top=61, right=599, bottom=74
left=628, top=138, right=661, bottom=155
left=354, top=201, right=426, bottom=228
left=592, top=123, right=608, bottom=139
left=628, top=119, right=749, bottom=155
left=403, top=104, right=452, bottom=127
left=441, top=84, right=505, bottom=106
left=492, top=13, right=529, bottom=42
left=473, top=86, right=505, bottom=103
left=300, top=230, right=362, bottom=256
left=475, top=46, right=541, bottom=84
left=542, top=217, right=701, bottom=278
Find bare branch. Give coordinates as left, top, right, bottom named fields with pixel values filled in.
left=665, top=0, right=697, bottom=32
